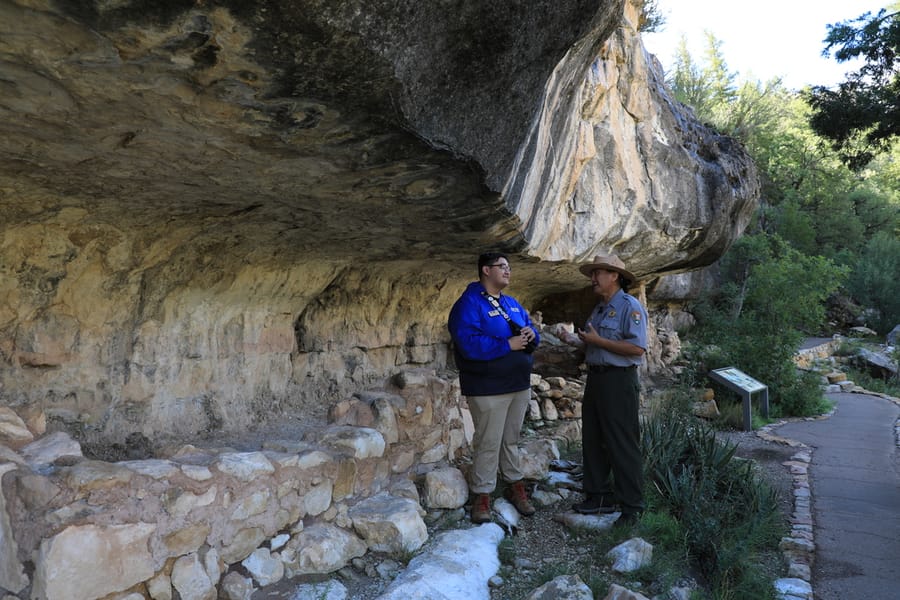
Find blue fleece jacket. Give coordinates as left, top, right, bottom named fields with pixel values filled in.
left=447, top=282, right=540, bottom=396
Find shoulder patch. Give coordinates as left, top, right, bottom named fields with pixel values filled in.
left=631, top=310, right=642, bottom=324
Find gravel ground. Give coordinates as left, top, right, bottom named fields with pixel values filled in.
left=481, top=428, right=798, bottom=599
left=250, top=425, right=799, bottom=600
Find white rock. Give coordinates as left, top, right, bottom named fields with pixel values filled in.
left=421, top=442, right=447, bottom=463
left=214, top=452, right=275, bottom=480
left=492, top=497, right=520, bottom=536
left=319, top=426, right=386, bottom=459
left=220, top=571, right=255, bottom=600
left=606, top=537, right=653, bottom=573
left=553, top=511, right=619, bottom=531
left=0, top=407, right=32, bottom=447
left=283, top=523, right=367, bottom=576
left=0, top=463, right=28, bottom=594
left=525, top=574, right=593, bottom=599
left=424, top=467, right=468, bottom=509
left=231, top=489, right=271, bottom=520
left=180, top=464, right=213, bottom=481
left=242, top=547, right=285, bottom=587
left=304, top=480, right=333, bottom=516
left=288, top=580, right=348, bottom=600
left=540, top=397, right=559, bottom=421
left=171, top=552, right=216, bottom=600
left=120, top=458, right=179, bottom=479
left=348, top=492, right=428, bottom=553
left=146, top=571, right=173, bottom=600
left=376, top=523, right=504, bottom=600
left=271, top=533, right=290, bottom=551
left=20, top=431, right=82, bottom=468
left=33, top=523, right=156, bottom=600
left=774, top=577, right=813, bottom=599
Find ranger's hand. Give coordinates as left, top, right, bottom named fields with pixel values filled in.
left=577, top=323, right=603, bottom=347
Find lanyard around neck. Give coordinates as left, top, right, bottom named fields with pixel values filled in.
left=481, top=291, right=517, bottom=332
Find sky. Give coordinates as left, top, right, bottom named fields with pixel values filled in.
left=641, top=1, right=892, bottom=90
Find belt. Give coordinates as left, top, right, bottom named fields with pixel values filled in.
left=588, top=364, right=636, bottom=374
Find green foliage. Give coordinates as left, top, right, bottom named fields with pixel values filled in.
left=845, top=364, right=900, bottom=396
left=637, top=510, right=686, bottom=552
left=847, top=187, right=900, bottom=238
left=772, top=199, right=816, bottom=255
left=833, top=339, right=863, bottom=356
left=848, top=231, right=900, bottom=333
left=497, top=537, right=516, bottom=565
left=862, top=140, right=900, bottom=200
left=637, top=0, right=665, bottom=33
left=683, top=234, right=846, bottom=416
left=670, top=36, right=714, bottom=115
left=669, top=32, right=739, bottom=127
left=641, top=412, right=785, bottom=598
left=714, top=399, right=768, bottom=431
left=805, top=7, right=900, bottom=169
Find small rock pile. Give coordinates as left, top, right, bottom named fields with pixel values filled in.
left=528, top=374, right=585, bottom=423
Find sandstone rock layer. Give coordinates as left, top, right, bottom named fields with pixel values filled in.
left=0, top=0, right=758, bottom=444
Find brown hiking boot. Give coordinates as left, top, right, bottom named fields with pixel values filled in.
left=505, top=480, right=536, bottom=516
left=470, top=493, right=492, bottom=524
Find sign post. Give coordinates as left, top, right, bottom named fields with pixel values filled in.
left=708, top=367, right=769, bottom=431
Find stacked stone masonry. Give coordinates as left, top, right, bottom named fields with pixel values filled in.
left=0, top=367, right=584, bottom=600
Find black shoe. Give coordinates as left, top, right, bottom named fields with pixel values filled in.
left=572, top=495, right=618, bottom=515
left=615, top=512, right=642, bottom=527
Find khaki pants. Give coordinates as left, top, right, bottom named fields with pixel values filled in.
left=466, top=389, right=531, bottom=494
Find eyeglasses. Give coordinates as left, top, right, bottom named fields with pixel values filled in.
left=487, top=263, right=511, bottom=272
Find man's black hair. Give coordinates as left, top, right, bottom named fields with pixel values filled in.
left=477, top=252, right=508, bottom=278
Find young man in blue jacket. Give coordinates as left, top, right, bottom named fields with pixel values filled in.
left=448, top=252, right=540, bottom=523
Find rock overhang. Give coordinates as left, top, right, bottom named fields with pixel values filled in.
left=0, top=0, right=621, bottom=279
left=0, top=0, right=761, bottom=441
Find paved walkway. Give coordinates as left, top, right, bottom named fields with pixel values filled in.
left=774, top=392, right=900, bottom=600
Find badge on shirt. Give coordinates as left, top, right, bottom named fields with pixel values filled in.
left=631, top=311, right=641, bottom=324
left=608, top=309, right=616, bottom=317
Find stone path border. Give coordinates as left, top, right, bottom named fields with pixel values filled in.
left=755, top=384, right=900, bottom=600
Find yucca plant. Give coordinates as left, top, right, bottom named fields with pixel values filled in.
left=640, top=411, right=786, bottom=598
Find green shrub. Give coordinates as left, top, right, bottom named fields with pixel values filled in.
left=641, top=412, right=786, bottom=598
left=637, top=511, right=686, bottom=552
left=849, top=231, right=900, bottom=334
left=682, top=233, right=847, bottom=418
left=833, top=339, right=862, bottom=356
left=497, top=537, right=516, bottom=565
left=844, top=366, right=900, bottom=397
left=772, top=370, right=830, bottom=417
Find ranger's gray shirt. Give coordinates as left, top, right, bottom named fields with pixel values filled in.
left=584, top=288, right=648, bottom=367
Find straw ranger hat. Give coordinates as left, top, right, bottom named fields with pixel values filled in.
left=578, top=254, right=636, bottom=284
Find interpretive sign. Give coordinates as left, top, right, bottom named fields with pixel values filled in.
left=710, top=367, right=767, bottom=393
left=708, top=367, right=769, bottom=431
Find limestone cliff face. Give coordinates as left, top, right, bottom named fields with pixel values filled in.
left=0, top=0, right=759, bottom=445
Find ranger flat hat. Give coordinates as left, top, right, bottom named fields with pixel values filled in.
left=578, top=254, right=636, bottom=283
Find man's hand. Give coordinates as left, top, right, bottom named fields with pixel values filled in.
left=518, top=326, right=537, bottom=343
left=577, top=323, right=603, bottom=348
left=578, top=324, right=645, bottom=357
left=508, top=334, right=528, bottom=351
